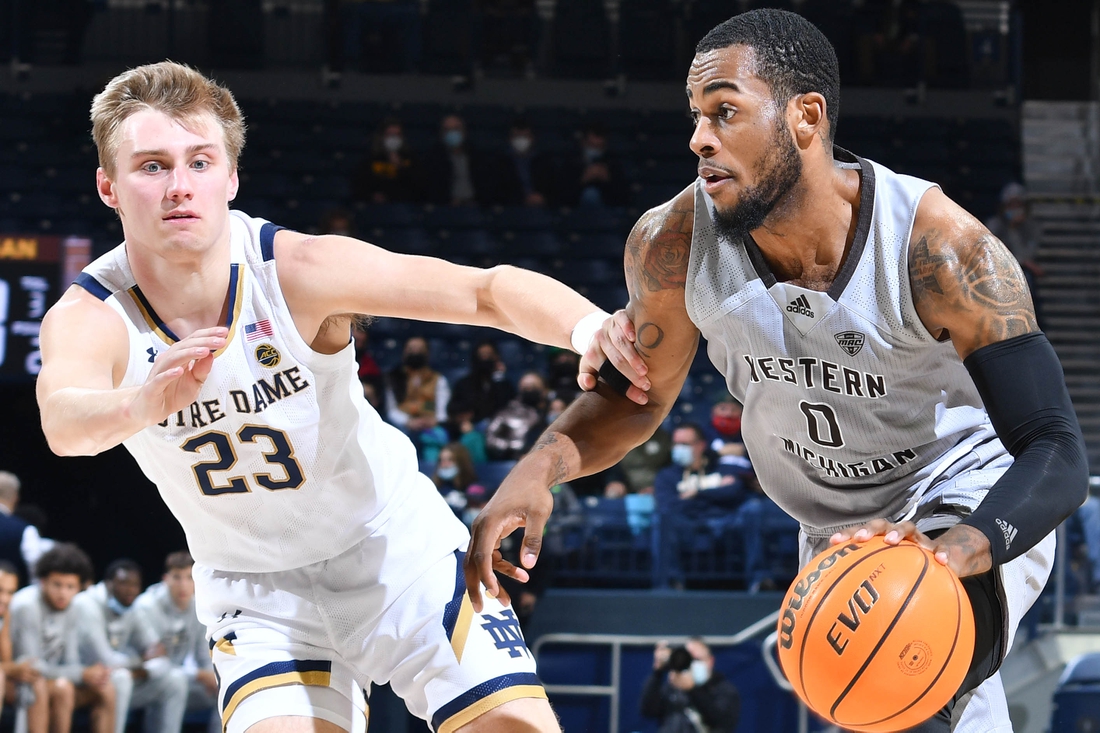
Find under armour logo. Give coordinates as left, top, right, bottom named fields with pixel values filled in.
left=480, top=609, right=530, bottom=659
left=147, top=347, right=157, bottom=363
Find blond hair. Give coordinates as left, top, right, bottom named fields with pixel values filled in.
left=91, top=61, right=246, bottom=179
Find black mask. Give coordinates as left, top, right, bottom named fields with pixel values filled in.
left=475, top=357, right=497, bottom=375
left=550, top=360, right=575, bottom=381
left=519, top=389, right=543, bottom=407
left=404, top=353, right=427, bottom=370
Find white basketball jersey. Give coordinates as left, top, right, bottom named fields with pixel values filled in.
left=76, top=211, right=465, bottom=573
left=685, top=150, right=1008, bottom=537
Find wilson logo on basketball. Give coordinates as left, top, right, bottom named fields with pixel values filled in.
left=778, top=542, right=861, bottom=649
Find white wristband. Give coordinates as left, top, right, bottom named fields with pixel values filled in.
left=570, top=310, right=612, bottom=354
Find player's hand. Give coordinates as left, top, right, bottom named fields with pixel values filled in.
left=129, top=327, right=228, bottom=427
left=12, top=662, right=40, bottom=682
left=830, top=519, right=993, bottom=578
left=464, top=468, right=555, bottom=613
left=196, top=669, right=219, bottom=696
left=577, top=309, right=650, bottom=405
left=653, top=640, right=671, bottom=669
left=82, top=664, right=110, bottom=687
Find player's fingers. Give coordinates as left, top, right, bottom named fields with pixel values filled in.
left=520, top=515, right=547, bottom=569
left=830, top=518, right=893, bottom=544
left=577, top=372, right=597, bottom=393
left=612, top=309, right=636, bottom=342
left=881, top=521, right=920, bottom=545
left=492, top=555, right=530, bottom=583
left=597, top=327, right=650, bottom=387
left=190, top=353, right=216, bottom=383
left=465, top=517, right=513, bottom=612
left=462, top=547, right=487, bottom=613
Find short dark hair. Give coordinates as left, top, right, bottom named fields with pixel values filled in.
left=164, top=551, right=194, bottom=572
left=676, top=422, right=708, bottom=444
left=35, top=543, right=94, bottom=583
left=696, top=9, right=840, bottom=141
left=105, top=558, right=142, bottom=582
left=0, top=560, right=18, bottom=578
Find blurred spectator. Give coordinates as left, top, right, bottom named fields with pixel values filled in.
left=11, top=543, right=119, bottom=733
left=546, top=348, right=581, bottom=403
left=352, top=324, right=386, bottom=405
left=862, top=0, right=922, bottom=87
left=545, top=395, right=568, bottom=424
left=654, top=424, right=752, bottom=588
left=463, top=484, right=490, bottom=530
left=352, top=118, right=424, bottom=204
left=0, top=472, right=49, bottom=585
left=561, top=122, right=629, bottom=208
left=1075, top=481, right=1100, bottom=594
left=654, top=425, right=749, bottom=521
left=133, top=552, right=218, bottom=733
left=340, top=0, right=422, bottom=73
left=385, top=336, right=451, bottom=461
left=450, top=340, right=515, bottom=424
left=488, top=118, right=559, bottom=207
left=641, top=639, right=740, bottom=733
left=75, top=560, right=186, bottom=733
left=704, top=397, right=745, bottom=457
left=985, top=182, right=1044, bottom=327
left=432, top=444, right=485, bottom=521
left=442, top=401, right=488, bottom=464
left=0, top=559, right=48, bottom=733
left=485, top=371, right=548, bottom=460
left=616, top=427, right=672, bottom=495
left=318, top=207, right=355, bottom=237
left=428, top=114, right=496, bottom=207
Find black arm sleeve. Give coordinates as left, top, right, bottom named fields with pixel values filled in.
left=961, top=331, right=1089, bottom=566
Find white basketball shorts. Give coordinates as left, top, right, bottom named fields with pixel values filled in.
left=193, top=489, right=545, bottom=733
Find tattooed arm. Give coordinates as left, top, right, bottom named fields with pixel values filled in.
left=907, top=186, right=1039, bottom=357
left=464, top=187, right=701, bottom=608
left=835, top=186, right=1086, bottom=576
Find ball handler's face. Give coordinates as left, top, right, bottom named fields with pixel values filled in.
left=97, top=108, right=239, bottom=261
left=687, top=45, right=803, bottom=235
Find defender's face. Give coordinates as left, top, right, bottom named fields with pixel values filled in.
left=97, top=108, right=239, bottom=260
left=687, top=45, right=797, bottom=215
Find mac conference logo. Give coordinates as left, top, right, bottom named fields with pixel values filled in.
left=834, top=331, right=866, bottom=356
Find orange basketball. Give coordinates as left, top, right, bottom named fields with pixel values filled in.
left=776, top=536, right=974, bottom=732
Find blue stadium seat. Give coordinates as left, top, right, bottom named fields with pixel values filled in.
left=476, top=460, right=517, bottom=493
left=424, top=205, right=486, bottom=230
left=1050, top=652, right=1100, bottom=733
left=490, top=205, right=557, bottom=232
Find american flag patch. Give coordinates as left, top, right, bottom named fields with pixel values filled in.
left=244, top=320, right=274, bottom=341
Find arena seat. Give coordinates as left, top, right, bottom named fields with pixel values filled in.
left=1049, top=652, right=1100, bottom=732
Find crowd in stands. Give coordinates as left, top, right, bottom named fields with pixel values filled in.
left=0, top=539, right=216, bottom=733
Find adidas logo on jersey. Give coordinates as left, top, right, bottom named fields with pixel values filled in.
left=995, top=518, right=1018, bottom=550
left=786, top=294, right=815, bottom=318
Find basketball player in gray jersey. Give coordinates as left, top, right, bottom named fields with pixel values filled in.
left=468, top=9, right=1089, bottom=732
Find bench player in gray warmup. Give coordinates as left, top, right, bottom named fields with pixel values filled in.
left=467, top=9, right=1089, bottom=732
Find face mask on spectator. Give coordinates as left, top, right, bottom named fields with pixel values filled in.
left=511, top=136, right=532, bottom=154
left=690, top=660, right=710, bottom=685
left=712, top=415, right=741, bottom=437
left=519, top=389, right=543, bottom=407
left=438, top=465, right=459, bottom=481
left=382, top=135, right=403, bottom=153
left=444, top=130, right=464, bottom=149
left=671, top=444, right=694, bottom=467
left=404, top=353, right=427, bottom=370
left=475, top=357, right=497, bottom=375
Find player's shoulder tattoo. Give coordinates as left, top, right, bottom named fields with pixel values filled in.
left=625, top=190, right=695, bottom=294
left=908, top=223, right=1037, bottom=344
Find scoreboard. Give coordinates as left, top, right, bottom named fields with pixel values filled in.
left=0, top=234, right=91, bottom=379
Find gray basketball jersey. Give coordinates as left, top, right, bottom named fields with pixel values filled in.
left=685, top=149, right=1008, bottom=541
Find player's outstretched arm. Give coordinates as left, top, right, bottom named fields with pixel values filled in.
left=37, top=287, right=227, bottom=456
left=833, top=187, right=1088, bottom=576
left=272, top=230, right=649, bottom=399
left=464, top=187, right=701, bottom=610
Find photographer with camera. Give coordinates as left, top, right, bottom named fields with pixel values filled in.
left=640, top=638, right=740, bottom=733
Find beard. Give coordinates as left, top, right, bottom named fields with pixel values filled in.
left=713, top=121, right=803, bottom=242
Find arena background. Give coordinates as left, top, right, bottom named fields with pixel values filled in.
left=1, top=1, right=1099, bottom=731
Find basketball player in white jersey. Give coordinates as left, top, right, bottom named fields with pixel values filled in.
left=34, top=62, right=650, bottom=733
left=467, top=10, right=1089, bottom=732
